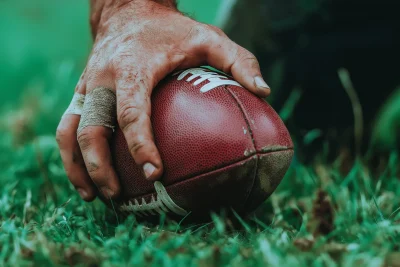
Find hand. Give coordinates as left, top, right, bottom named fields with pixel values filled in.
left=56, top=0, right=271, bottom=201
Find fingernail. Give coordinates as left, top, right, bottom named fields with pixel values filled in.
left=254, top=76, right=270, bottom=91
left=77, top=188, right=88, bottom=199
left=101, top=187, right=114, bottom=198
left=143, top=163, right=156, bottom=179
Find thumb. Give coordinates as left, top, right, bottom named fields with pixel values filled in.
left=205, top=28, right=270, bottom=97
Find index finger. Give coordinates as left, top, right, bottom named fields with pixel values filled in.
left=115, top=67, right=164, bottom=181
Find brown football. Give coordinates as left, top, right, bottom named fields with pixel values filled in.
left=110, top=67, right=294, bottom=220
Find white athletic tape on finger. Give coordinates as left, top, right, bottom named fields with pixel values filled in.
left=63, top=93, right=85, bottom=116
left=77, top=87, right=117, bottom=134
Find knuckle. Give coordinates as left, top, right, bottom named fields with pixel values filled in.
left=183, top=23, right=210, bottom=44
left=56, top=124, right=71, bottom=147
left=118, top=100, right=142, bottom=129
left=237, top=49, right=260, bottom=68
left=237, top=48, right=256, bottom=60
left=181, top=23, right=229, bottom=51
left=77, top=130, right=94, bottom=151
left=128, top=140, right=145, bottom=157
left=86, top=59, right=103, bottom=79
left=110, top=51, right=140, bottom=71
left=245, top=57, right=260, bottom=69
left=113, top=65, right=154, bottom=92
left=86, top=161, right=101, bottom=176
left=192, top=23, right=209, bottom=35
left=200, top=24, right=227, bottom=45
left=110, top=54, right=130, bottom=71
left=55, top=129, right=65, bottom=146
left=207, top=24, right=226, bottom=37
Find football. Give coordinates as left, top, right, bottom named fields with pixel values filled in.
left=110, top=67, right=293, bottom=220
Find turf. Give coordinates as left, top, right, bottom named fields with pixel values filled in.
left=1, top=125, right=400, bottom=266
left=1, top=1, right=400, bottom=266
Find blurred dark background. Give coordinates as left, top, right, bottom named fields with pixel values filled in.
left=1, top=0, right=399, bottom=162
left=224, top=0, right=400, bottom=161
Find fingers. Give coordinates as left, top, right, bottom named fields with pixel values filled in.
left=115, top=68, right=163, bottom=181
left=57, top=116, right=96, bottom=201
left=204, top=26, right=270, bottom=98
left=77, top=125, right=121, bottom=199
left=57, top=72, right=97, bottom=201
left=230, top=47, right=270, bottom=97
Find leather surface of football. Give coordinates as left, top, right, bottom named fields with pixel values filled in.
left=110, top=67, right=294, bottom=220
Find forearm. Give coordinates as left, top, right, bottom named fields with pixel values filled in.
left=90, top=0, right=178, bottom=37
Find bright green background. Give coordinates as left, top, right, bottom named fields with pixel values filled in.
left=178, top=0, right=222, bottom=24
left=0, top=0, right=221, bottom=105
left=0, top=0, right=222, bottom=135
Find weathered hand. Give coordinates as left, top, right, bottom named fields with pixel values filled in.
left=56, top=0, right=270, bottom=201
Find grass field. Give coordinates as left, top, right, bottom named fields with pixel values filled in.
left=1, top=1, right=400, bottom=266
left=1, top=127, right=400, bottom=266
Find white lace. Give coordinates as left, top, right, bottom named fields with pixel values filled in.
left=175, top=68, right=243, bottom=93
left=119, top=181, right=188, bottom=217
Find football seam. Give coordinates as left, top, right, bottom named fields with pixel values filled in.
left=118, top=86, right=264, bottom=213
left=223, top=86, right=259, bottom=208
left=223, top=86, right=257, bottom=148
left=118, top=149, right=292, bottom=209
left=143, top=84, right=259, bottom=192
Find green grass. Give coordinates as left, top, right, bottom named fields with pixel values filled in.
left=1, top=120, right=400, bottom=266
left=1, top=1, right=400, bottom=266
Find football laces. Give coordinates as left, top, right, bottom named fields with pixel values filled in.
left=175, top=68, right=243, bottom=93
left=119, top=182, right=188, bottom=217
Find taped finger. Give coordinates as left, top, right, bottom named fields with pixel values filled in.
left=78, top=87, right=117, bottom=133
left=77, top=86, right=120, bottom=199
left=57, top=92, right=96, bottom=201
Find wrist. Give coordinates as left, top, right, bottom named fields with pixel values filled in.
left=90, top=0, right=178, bottom=38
